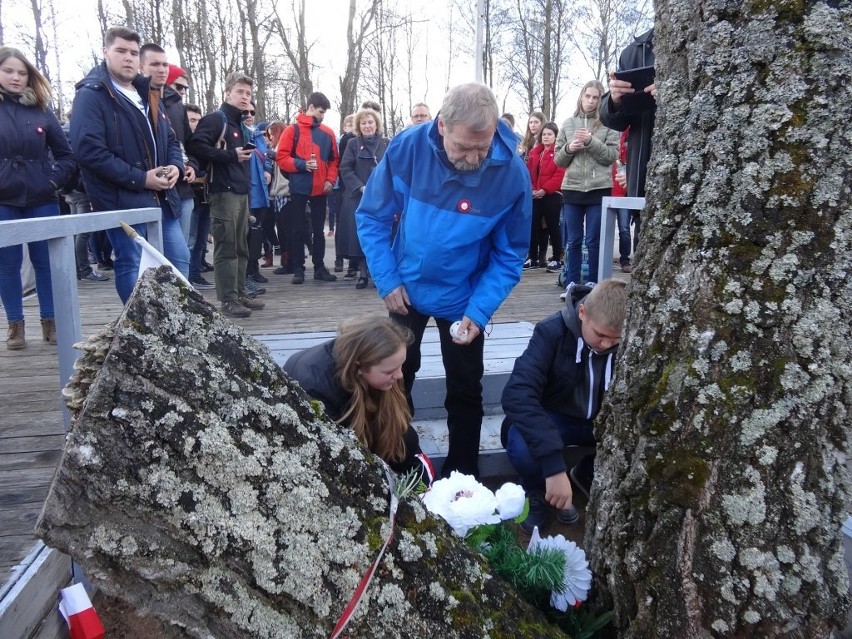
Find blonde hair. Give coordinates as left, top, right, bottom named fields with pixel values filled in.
left=334, top=317, right=413, bottom=463
left=354, top=108, right=383, bottom=136
left=0, top=47, right=52, bottom=109
left=582, top=279, right=627, bottom=328
left=573, top=80, right=605, bottom=131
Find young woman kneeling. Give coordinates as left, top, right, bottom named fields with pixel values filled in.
left=283, top=316, right=433, bottom=483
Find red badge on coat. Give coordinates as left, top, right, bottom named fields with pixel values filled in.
left=457, top=199, right=472, bottom=213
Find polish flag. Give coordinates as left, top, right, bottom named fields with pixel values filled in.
left=59, top=583, right=105, bottom=639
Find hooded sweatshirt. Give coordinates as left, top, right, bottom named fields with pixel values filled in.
left=501, top=284, right=617, bottom=478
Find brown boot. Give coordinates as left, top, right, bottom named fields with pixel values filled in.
left=41, top=318, right=57, bottom=344
left=262, top=252, right=273, bottom=268
left=6, top=320, right=26, bottom=350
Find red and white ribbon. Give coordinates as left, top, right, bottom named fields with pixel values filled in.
left=330, top=464, right=399, bottom=639
left=59, top=583, right=105, bottom=639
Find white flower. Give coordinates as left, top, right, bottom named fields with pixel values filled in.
left=494, top=482, right=525, bottom=520
left=421, top=471, right=500, bottom=536
left=528, top=533, right=592, bottom=610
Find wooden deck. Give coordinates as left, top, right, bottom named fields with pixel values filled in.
left=0, top=243, right=627, bottom=588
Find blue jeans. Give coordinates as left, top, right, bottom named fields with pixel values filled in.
left=505, top=410, right=596, bottom=490
left=0, top=203, right=59, bottom=322
left=178, top=197, right=194, bottom=243
left=616, top=208, right=632, bottom=265
left=105, top=210, right=190, bottom=303
left=563, top=202, right=602, bottom=285
left=188, top=202, right=211, bottom=280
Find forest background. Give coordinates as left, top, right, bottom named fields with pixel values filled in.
left=1, top=0, right=652, bottom=134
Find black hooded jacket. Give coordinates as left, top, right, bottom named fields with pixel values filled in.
left=283, top=339, right=426, bottom=478
left=599, top=28, right=655, bottom=197
left=501, top=284, right=617, bottom=478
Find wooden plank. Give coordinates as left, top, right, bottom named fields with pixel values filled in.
left=0, top=543, right=71, bottom=639
left=0, top=503, right=42, bottom=538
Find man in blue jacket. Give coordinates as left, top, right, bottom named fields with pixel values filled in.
left=70, top=26, right=189, bottom=303
left=356, top=82, right=532, bottom=478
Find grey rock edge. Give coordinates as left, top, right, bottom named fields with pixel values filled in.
left=35, top=267, right=565, bottom=639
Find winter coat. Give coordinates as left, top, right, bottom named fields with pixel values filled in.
left=186, top=102, right=250, bottom=195
left=162, top=85, right=198, bottom=200
left=554, top=115, right=619, bottom=193
left=275, top=112, right=339, bottom=197
left=599, top=28, right=655, bottom=197
left=282, top=339, right=426, bottom=477
left=355, top=119, right=532, bottom=329
left=71, top=64, right=184, bottom=216
left=247, top=126, right=271, bottom=209
left=337, top=134, right=389, bottom=258
left=526, top=143, right=565, bottom=195
left=501, top=284, right=617, bottom=478
left=0, top=89, right=75, bottom=207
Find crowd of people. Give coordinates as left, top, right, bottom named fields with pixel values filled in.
left=2, top=22, right=658, bottom=530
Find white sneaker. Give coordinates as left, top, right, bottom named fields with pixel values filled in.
left=560, top=290, right=568, bottom=301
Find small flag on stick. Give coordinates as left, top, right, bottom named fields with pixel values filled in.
left=120, top=221, right=191, bottom=286
left=59, top=583, right=105, bottom=639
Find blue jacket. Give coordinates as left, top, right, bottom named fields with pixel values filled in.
left=247, top=126, right=271, bottom=209
left=0, top=90, right=75, bottom=207
left=355, top=119, right=532, bottom=328
left=70, top=63, right=183, bottom=216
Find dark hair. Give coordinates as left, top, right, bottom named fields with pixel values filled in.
left=500, top=113, right=516, bottom=128
left=361, top=100, right=381, bottom=112
left=541, top=121, right=559, bottom=138
left=139, top=43, right=165, bottom=62
left=307, top=91, right=330, bottom=110
left=104, top=26, right=140, bottom=48
left=185, top=103, right=202, bottom=116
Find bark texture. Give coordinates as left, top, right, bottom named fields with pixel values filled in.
left=587, top=0, right=852, bottom=637
left=36, top=268, right=565, bottom=639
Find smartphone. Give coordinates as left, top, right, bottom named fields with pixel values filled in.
left=243, top=142, right=256, bottom=151
left=614, top=66, right=655, bottom=91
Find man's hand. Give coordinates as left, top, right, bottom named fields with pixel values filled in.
left=184, top=165, right=196, bottom=182
left=236, top=147, right=253, bottom=163
left=264, top=171, right=272, bottom=184
left=607, top=72, right=635, bottom=106
left=144, top=168, right=170, bottom=191
left=545, top=472, right=574, bottom=510
left=306, top=157, right=318, bottom=172
left=645, top=82, right=657, bottom=99
left=164, top=165, right=180, bottom=188
left=323, top=180, right=333, bottom=194
left=452, top=316, right=481, bottom=345
left=383, top=285, right=410, bottom=315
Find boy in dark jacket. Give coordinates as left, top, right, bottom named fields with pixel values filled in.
left=501, top=279, right=627, bottom=532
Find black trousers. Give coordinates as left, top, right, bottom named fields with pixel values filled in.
left=391, top=307, right=485, bottom=478
left=246, top=206, right=270, bottom=276
left=531, top=193, right=563, bottom=264
left=288, top=194, right=327, bottom=270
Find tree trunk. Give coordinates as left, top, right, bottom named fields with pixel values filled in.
left=36, top=268, right=567, bottom=639
left=587, top=0, right=852, bottom=636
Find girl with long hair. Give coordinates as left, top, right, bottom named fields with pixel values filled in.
left=526, top=122, right=566, bottom=271
left=283, top=316, right=433, bottom=480
left=554, top=80, right=618, bottom=286
left=0, top=47, right=75, bottom=350
left=519, top=111, right=545, bottom=161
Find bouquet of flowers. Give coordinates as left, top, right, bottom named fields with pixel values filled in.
left=421, top=471, right=612, bottom=637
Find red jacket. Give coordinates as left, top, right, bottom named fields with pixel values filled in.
left=526, top=143, right=565, bottom=195
left=276, top=112, right=339, bottom=197
left=611, top=128, right=629, bottom=197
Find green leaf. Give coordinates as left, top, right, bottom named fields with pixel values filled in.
left=513, top=498, right=530, bottom=524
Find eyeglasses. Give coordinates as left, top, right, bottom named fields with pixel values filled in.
left=248, top=110, right=256, bottom=116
